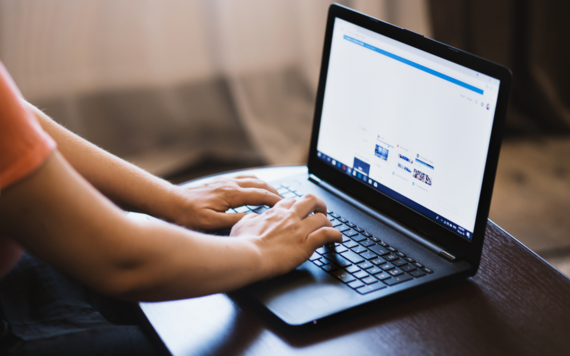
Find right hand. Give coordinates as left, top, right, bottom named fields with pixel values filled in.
left=230, top=194, right=342, bottom=279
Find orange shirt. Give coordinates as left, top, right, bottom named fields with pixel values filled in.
left=0, top=61, right=56, bottom=278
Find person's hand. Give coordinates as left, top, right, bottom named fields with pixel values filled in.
left=230, top=194, right=342, bottom=279
left=169, top=175, right=282, bottom=231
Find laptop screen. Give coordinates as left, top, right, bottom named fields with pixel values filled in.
left=315, top=18, right=501, bottom=241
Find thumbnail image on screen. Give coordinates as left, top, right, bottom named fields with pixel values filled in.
left=374, top=144, right=389, bottom=161
left=413, top=168, right=432, bottom=186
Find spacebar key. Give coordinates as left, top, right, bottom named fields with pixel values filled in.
left=340, top=251, right=365, bottom=264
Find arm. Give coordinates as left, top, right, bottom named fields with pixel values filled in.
left=0, top=151, right=341, bottom=301
left=25, top=102, right=282, bottom=231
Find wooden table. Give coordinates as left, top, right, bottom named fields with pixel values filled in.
left=139, top=166, right=570, bottom=356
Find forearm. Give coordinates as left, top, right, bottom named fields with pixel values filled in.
left=117, top=217, right=265, bottom=300
left=0, top=152, right=265, bottom=301
left=25, top=102, right=180, bottom=220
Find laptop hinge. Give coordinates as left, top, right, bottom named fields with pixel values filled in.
left=311, top=176, right=456, bottom=260
left=308, top=174, right=322, bottom=184
left=439, top=250, right=456, bottom=262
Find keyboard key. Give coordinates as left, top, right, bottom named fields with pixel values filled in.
left=356, top=283, right=386, bottom=295
left=331, top=213, right=340, bottom=218
left=384, top=254, right=398, bottom=262
left=255, top=206, right=269, bottom=214
left=225, top=208, right=236, bottom=213
left=351, top=245, right=368, bottom=254
left=368, top=245, right=389, bottom=256
left=343, top=240, right=359, bottom=249
left=309, top=252, right=321, bottom=261
left=392, top=259, right=408, bottom=267
left=353, top=270, right=370, bottom=279
left=331, top=270, right=356, bottom=283
left=321, top=264, right=339, bottom=272
left=378, top=241, right=389, bottom=247
left=234, top=206, right=250, bottom=213
left=320, top=258, right=331, bottom=265
left=316, top=246, right=328, bottom=255
left=354, top=227, right=364, bottom=233
left=360, top=251, right=378, bottom=260
left=348, top=280, right=365, bottom=289
left=388, top=268, right=404, bottom=276
left=346, top=222, right=356, bottom=228
left=327, top=215, right=336, bottom=221
left=277, top=187, right=289, bottom=195
left=281, top=192, right=297, bottom=199
left=379, top=262, right=395, bottom=270
left=405, top=257, right=415, bottom=263
left=360, top=239, right=376, bottom=247
left=339, top=218, right=348, bottom=223
left=383, top=274, right=413, bottom=286
left=387, top=246, right=397, bottom=252
left=332, top=220, right=343, bottom=227
left=334, top=245, right=348, bottom=254
left=340, top=251, right=365, bottom=264
left=336, top=225, right=350, bottom=232
left=410, top=270, right=426, bottom=278
left=343, top=229, right=359, bottom=237
left=313, top=260, right=324, bottom=267
left=414, top=262, right=424, bottom=268
left=323, top=253, right=352, bottom=267
left=366, top=266, right=382, bottom=275
left=341, top=235, right=352, bottom=243
left=370, top=258, right=385, bottom=266
left=357, top=261, right=374, bottom=269
left=362, top=232, right=372, bottom=237
left=361, top=276, right=378, bottom=285
left=327, top=210, right=334, bottom=215
left=345, top=265, right=361, bottom=273
left=246, top=205, right=262, bottom=211
left=400, top=264, right=417, bottom=272
left=352, top=234, right=367, bottom=242
left=396, top=252, right=406, bottom=258
left=423, top=267, right=434, bottom=274
left=375, top=272, right=391, bottom=280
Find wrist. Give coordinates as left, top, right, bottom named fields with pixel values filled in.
left=157, top=184, right=189, bottom=225
left=243, top=236, right=268, bottom=282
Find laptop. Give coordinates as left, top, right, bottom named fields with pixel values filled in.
left=226, top=3, right=511, bottom=325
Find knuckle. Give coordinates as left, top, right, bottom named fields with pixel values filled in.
left=303, top=193, right=317, bottom=201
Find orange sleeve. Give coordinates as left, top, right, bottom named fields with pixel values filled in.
left=0, top=61, right=56, bottom=191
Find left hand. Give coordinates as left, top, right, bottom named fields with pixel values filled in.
left=169, top=175, right=282, bottom=231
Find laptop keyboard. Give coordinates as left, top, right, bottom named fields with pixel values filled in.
left=227, top=184, right=435, bottom=296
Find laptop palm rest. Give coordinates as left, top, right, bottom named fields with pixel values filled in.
left=243, top=262, right=358, bottom=325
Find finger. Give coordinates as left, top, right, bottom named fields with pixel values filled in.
left=299, top=212, right=332, bottom=234
left=211, top=212, right=253, bottom=229
left=289, top=193, right=327, bottom=218
left=306, top=227, right=342, bottom=250
left=227, top=187, right=282, bottom=208
left=235, top=178, right=280, bottom=196
left=233, top=174, right=258, bottom=179
left=273, top=198, right=296, bottom=210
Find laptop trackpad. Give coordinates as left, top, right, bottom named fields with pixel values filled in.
left=245, top=261, right=355, bottom=325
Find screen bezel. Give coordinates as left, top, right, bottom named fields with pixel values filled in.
left=307, top=4, right=511, bottom=267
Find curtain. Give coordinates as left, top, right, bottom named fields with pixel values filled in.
left=0, top=0, right=432, bottom=176
left=429, top=0, right=570, bottom=133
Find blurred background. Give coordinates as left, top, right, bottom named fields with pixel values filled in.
left=1, top=0, right=569, bottom=275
